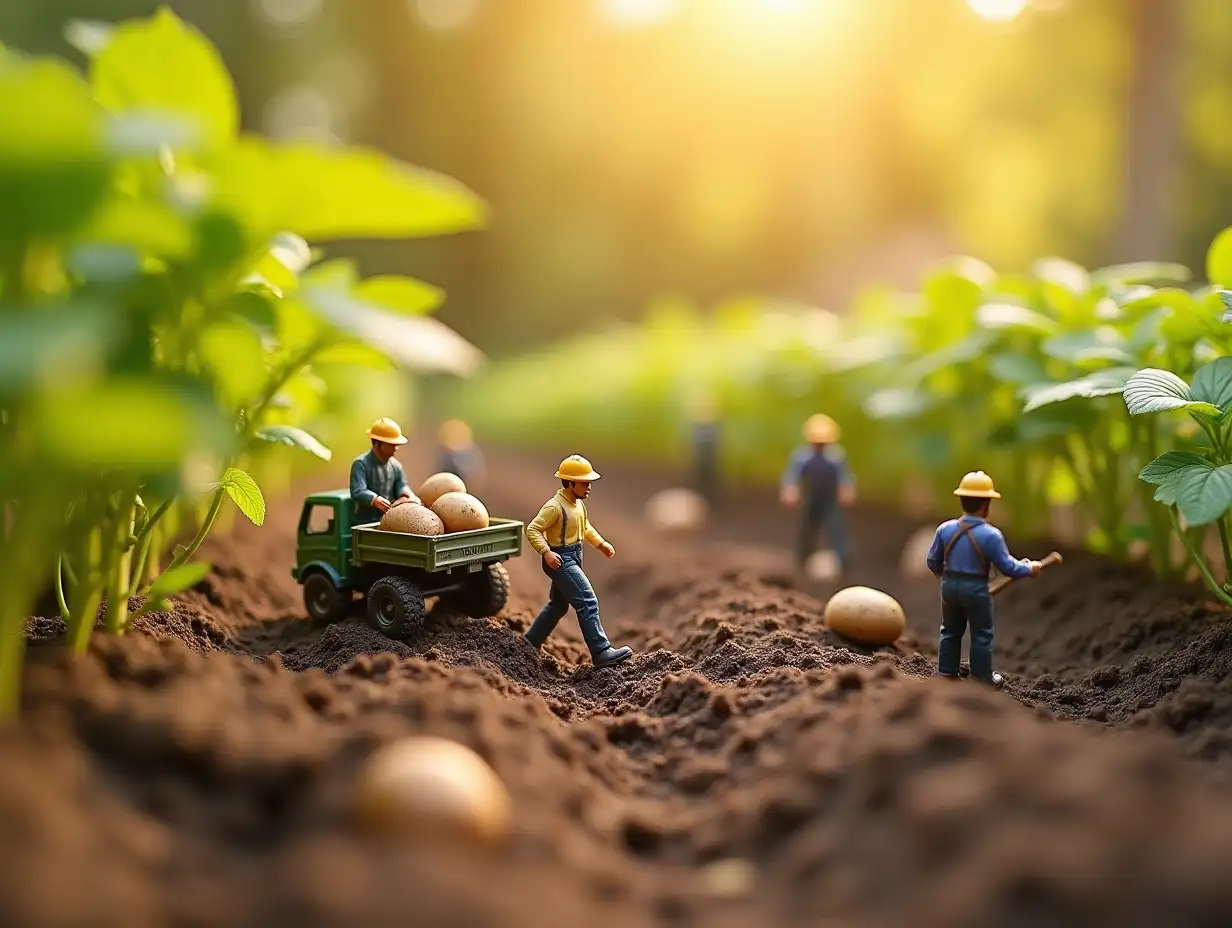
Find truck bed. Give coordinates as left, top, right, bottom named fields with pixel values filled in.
left=351, top=518, right=523, bottom=573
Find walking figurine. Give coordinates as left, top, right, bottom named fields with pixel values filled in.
left=926, top=471, right=1042, bottom=687
left=350, top=418, right=418, bottom=524
left=780, top=414, right=856, bottom=574
left=523, top=455, right=633, bottom=668
left=437, top=418, right=486, bottom=489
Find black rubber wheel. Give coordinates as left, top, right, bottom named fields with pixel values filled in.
left=366, top=576, right=426, bottom=641
left=303, top=572, right=349, bottom=628
left=453, top=563, right=511, bottom=619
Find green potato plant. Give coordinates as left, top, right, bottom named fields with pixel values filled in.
left=0, top=9, right=485, bottom=717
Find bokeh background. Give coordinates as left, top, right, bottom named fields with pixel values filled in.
left=4, top=0, right=1224, bottom=353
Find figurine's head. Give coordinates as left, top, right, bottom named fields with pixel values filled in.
left=439, top=419, right=472, bottom=452
left=803, top=414, right=839, bottom=447
left=555, top=454, right=600, bottom=498
left=953, top=470, right=1000, bottom=517
left=367, top=418, right=408, bottom=460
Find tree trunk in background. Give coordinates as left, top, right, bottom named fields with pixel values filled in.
left=1110, top=0, right=1183, bottom=263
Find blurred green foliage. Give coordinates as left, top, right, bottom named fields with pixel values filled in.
left=0, top=7, right=483, bottom=717
left=456, top=232, right=1232, bottom=597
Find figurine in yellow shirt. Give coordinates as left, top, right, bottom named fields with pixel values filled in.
left=523, top=455, right=633, bottom=668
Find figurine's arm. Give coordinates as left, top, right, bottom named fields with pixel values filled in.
left=350, top=458, right=376, bottom=508
left=583, top=520, right=606, bottom=549
left=780, top=445, right=808, bottom=489
left=525, top=502, right=560, bottom=557
left=392, top=461, right=415, bottom=500
left=983, top=527, right=1034, bottom=578
left=926, top=525, right=945, bottom=576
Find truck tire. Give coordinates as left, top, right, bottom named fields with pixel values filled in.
left=367, top=576, right=426, bottom=641
left=454, top=563, right=511, bottom=619
left=303, top=571, right=349, bottom=628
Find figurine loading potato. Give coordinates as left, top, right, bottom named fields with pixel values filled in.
left=523, top=455, right=632, bottom=668
left=349, top=418, right=419, bottom=524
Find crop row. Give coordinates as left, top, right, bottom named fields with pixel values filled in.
left=0, top=10, right=482, bottom=717
left=458, top=237, right=1232, bottom=603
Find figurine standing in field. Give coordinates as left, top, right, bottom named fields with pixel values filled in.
left=524, top=455, right=633, bottom=668
left=350, top=418, right=418, bottom=524
left=926, top=471, right=1042, bottom=687
left=438, top=418, right=487, bottom=490
left=689, top=395, right=721, bottom=506
left=780, top=414, right=857, bottom=573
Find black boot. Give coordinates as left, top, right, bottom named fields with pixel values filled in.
left=524, top=630, right=544, bottom=649
left=592, top=646, right=632, bottom=668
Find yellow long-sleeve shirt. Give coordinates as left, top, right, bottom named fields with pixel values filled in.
left=525, top=489, right=606, bottom=555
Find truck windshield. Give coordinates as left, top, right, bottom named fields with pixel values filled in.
left=304, top=504, right=335, bottom=535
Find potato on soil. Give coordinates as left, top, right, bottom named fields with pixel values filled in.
left=379, top=503, right=444, bottom=535
left=431, top=491, right=490, bottom=532
left=823, top=585, right=905, bottom=646
left=355, top=736, right=511, bottom=848
left=419, top=472, right=467, bottom=508
left=646, top=487, right=708, bottom=534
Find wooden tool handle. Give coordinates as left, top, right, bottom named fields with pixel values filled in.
left=989, top=550, right=1062, bottom=596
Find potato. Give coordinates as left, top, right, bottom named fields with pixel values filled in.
left=419, top=472, right=467, bottom=508
left=379, top=503, right=444, bottom=535
left=899, top=526, right=936, bottom=579
left=355, top=736, right=511, bottom=848
left=645, top=488, right=708, bottom=534
left=823, top=585, right=905, bottom=646
left=431, top=491, right=490, bottom=532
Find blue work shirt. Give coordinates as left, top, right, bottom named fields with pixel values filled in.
left=781, top=443, right=854, bottom=508
left=350, top=449, right=410, bottom=524
left=439, top=446, right=485, bottom=483
left=926, top=515, right=1033, bottom=579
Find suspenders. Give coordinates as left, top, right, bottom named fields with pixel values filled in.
left=556, top=498, right=587, bottom=547
left=943, top=518, right=989, bottom=576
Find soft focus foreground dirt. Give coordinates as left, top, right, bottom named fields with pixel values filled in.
left=5, top=445, right=1232, bottom=927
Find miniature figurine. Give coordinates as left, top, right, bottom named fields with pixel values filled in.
left=350, top=418, right=418, bottom=524
left=779, top=414, right=856, bottom=573
left=438, top=418, right=486, bottom=488
left=689, top=395, right=721, bottom=506
left=523, top=454, right=632, bottom=668
left=925, top=471, right=1042, bottom=687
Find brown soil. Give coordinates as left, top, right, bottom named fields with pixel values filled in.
left=6, top=445, right=1232, bottom=926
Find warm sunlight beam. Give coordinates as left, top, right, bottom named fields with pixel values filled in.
left=413, top=0, right=477, bottom=31
left=967, top=0, right=1028, bottom=22
left=598, top=0, right=680, bottom=28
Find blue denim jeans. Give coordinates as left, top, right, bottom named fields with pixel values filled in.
left=526, top=543, right=612, bottom=656
left=938, top=576, right=995, bottom=681
left=798, top=502, right=848, bottom=568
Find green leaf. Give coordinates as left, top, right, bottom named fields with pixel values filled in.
left=1154, top=482, right=1180, bottom=506
left=1033, top=257, right=1090, bottom=293
left=211, top=139, right=486, bottom=246
left=254, top=425, right=332, bottom=461
left=223, top=290, right=278, bottom=332
left=354, top=275, right=445, bottom=316
left=64, top=20, right=115, bottom=58
left=1020, top=367, right=1136, bottom=413
left=988, top=353, right=1049, bottom=386
left=1041, top=328, right=1135, bottom=365
left=1122, top=368, right=1215, bottom=416
left=1191, top=357, right=1232, bottom=410
left=219, top=467, right=265, bottom=526
left=89, top=8, right=237, bottom=149
left=975, top=302, right=1059, bottom=334
left=1174, top=464, right=1232, bottom=526
left=0, top=302, right=121, bottom=393
left=863, top=387, right=931, bottom=420
left=1139, top=451, right=1211, bottom=485
left=1220, top=290, right=1232, bottom=324
left=1091, top=262, right=1191, bottom=287
left=298, top=284, right=484, bottom=376
left=147, top=561, right=211, bottom=599
left=1208, top=226, right=1232, bottom=289
left=198, top=319, right=268, bottom=409
left=311, top=340, right=394, bottom=369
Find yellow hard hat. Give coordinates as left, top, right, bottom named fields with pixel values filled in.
left=367, top=417, right=408, bottom=446
left=555, top=454, right=601, bottom=482
left=804, top=414, right=840, bottom=444
left=953, top=471, right=1001, bottom=499
left=439, top=418, right=472, bottom=451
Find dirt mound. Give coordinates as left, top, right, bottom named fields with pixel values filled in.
left=9, top=446, right=1232, bottom=925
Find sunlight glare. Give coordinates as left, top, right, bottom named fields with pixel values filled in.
left=967, top=0, right=1028, bottom=22
left=598, top=0, right=680, bottom=28
left=414, top=0, right=477, bottom=31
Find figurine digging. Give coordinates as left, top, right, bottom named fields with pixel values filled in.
left=926, top=471, right=1042, bottom=687
left=780, top=414, right=856, bottom=574
left=524, top=455, right=632, bottom=668
left=350, top=418, right=418, bottom=524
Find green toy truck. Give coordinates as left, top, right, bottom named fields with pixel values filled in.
left=292, top=490, right=523, bottom=640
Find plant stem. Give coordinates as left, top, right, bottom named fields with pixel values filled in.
left=1169, top=507, right=1232, bottom=606
left=135, top=498, right=172, bottom=542
left=1219, top=517, right=1232, bottom=585
left=160, top=487, right=225, bottom=577
left=67, top=525, right=104, bottom=654
left=54, top=557, right=70, bottom=620
left=0, top=500, right=47, bottom=719
left=104, top=491, right=137, bottom=635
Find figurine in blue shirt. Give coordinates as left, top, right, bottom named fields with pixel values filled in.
left=779, top=414, right=856, bottom=572
left=926, top=471, right=1042, bottom=687
left=350, top=418, right=418, bottom=525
